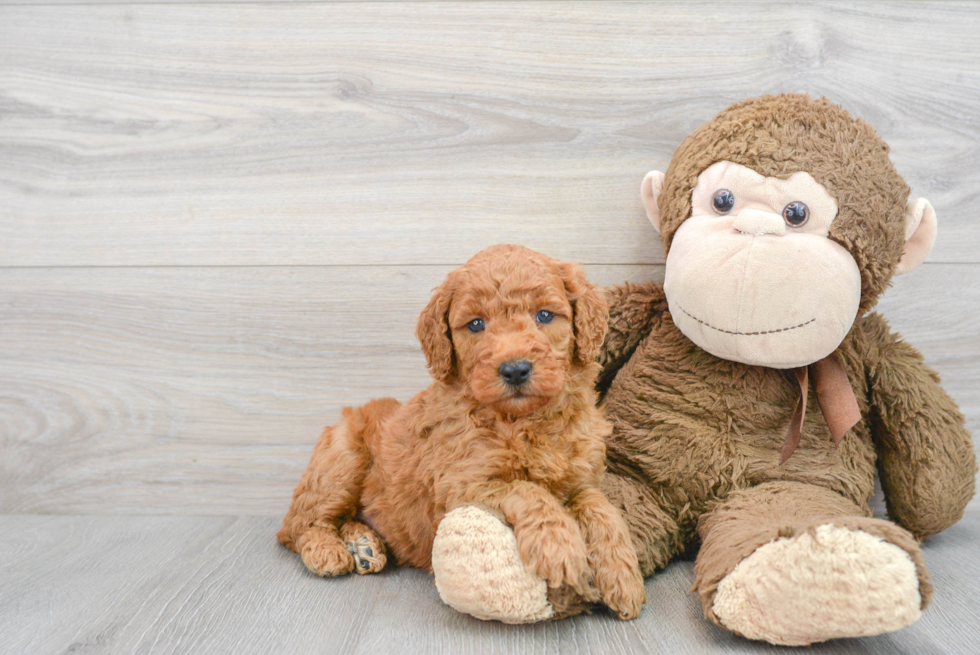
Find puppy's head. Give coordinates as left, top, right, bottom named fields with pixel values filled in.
left=416, top=244, right=608, bottom=417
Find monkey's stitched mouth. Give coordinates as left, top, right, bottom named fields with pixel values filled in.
left=676, top=305, right=816, bottom=336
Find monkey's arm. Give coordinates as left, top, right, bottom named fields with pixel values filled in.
left=862, top=312, right=976, bottom=539
left=597, top=280, right=667, bottom=397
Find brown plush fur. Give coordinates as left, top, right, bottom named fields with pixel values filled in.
left=593, top=95, right=976, bottom=628
left=278, top=245, right=645, bottom=620
left=692, top=481, right=933, bottom=625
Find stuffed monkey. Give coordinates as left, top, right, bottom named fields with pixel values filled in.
left=431, top=94, right=976, bottom=646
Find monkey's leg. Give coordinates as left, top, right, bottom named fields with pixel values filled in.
left=694, top=481, right=930, bottom=646
left=430, top=507, right=592, bottom=623
left=432, top=505, right=558, bottom=623
left=430, top=477, right=600, bottom=623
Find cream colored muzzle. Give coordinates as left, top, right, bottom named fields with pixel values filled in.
left=731, top=209, right=785, bottom=236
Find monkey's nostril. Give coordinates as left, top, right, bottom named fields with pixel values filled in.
left=498, top=360, right=533, bottom=387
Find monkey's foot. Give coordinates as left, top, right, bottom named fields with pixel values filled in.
left=341, top=521, right=387, bottom=575
left=712, top=524, right=923, bottom=646
left=432, top=505, right=555, bottom=623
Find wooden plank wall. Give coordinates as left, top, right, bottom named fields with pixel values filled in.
left=1, top=1, right=978, bottom=516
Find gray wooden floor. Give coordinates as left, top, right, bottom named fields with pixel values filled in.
left=2, top=1, right=979, bottom=653
left=2, top=510, right=978, bottom=655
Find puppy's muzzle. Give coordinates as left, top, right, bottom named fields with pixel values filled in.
left=498, top=359, right=533, bottom=387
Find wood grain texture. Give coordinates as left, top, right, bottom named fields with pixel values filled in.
left=1, top=263, right=976, bottom=516
left=1, top=2, right=977, bottom=651
left=0, top=264, right=660, bottom=515
left=1, top=1, right=979, bottom=266
left=1, top=511, right=977, bottom=655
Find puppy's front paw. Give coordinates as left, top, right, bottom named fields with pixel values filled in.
left=591, top=536, right=646, bottom=620
left=595, top=561, right=646, bottom=620
left=298, top=529, right=356, bottom=577
left=517, top=515, right=593, bottom=596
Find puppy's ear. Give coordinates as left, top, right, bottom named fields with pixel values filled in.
left=416, top=277, right=456, bottom=382
left=557, top=262, right=608, bottom=365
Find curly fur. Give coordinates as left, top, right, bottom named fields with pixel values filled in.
left=278, top=244, right=645, bottom=619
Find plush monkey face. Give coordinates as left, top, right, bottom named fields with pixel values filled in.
left=642, top=95, right=938, bottom=369
left=661, top=161, right=860, bottom=368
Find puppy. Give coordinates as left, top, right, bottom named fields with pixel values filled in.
left=277, top=244, right=645, bottom=620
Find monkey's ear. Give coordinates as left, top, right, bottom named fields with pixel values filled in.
left=895, top=198, right=938, bottom=275
left=641, top=170, right=666, bottom=234
left=557, top=262, right=609, bottom=365
left=416, top=280, right=455, bottom=382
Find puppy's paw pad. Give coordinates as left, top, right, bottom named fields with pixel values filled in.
left=346, top=536, right=386, bottom=574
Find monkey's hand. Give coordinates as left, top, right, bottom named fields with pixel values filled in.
left=863, top=313, right=976, bottom=539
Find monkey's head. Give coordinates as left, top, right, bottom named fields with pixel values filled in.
left=642, top=94, right=936, bottom=369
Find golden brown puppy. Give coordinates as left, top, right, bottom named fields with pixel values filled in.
left=277, top=244, right=645, bottom=620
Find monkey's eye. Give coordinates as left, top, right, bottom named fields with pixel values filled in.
left=712, top=189, right=735, bottom=214
left=535, top=310, right=555, bottom=324
left=783, top=201, right=809, bottom=227
left=466, top=318, right=485, bottom=333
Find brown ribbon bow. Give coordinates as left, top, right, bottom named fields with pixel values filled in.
left=779, top=353, right=862, bottom=465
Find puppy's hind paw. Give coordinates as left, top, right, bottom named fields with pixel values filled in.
left=341, top=521, right=387, bottom=575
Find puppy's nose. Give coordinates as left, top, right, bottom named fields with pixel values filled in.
left=498, top=360, right=532, bottom=386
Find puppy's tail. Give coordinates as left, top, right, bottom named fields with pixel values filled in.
left=341, top=397, right=401, bottom=459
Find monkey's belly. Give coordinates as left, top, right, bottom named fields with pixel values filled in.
left=602, top=334, right=876, bottom=514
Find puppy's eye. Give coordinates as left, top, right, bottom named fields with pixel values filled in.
left=712, top=189, right=735, bottom=214
left=535, top=310, right=555, bottom=324
left=466, top=318, right=485, bottom=333
left=783, top=201, right=809, bottom=227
